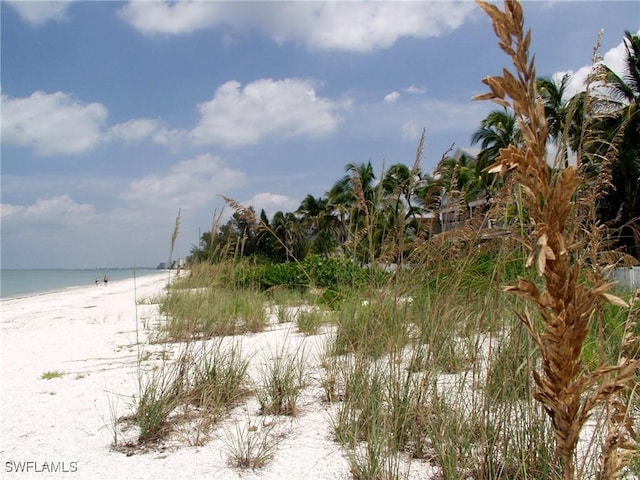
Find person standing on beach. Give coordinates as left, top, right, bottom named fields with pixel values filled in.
left=103, top=275, right=109, bottom=285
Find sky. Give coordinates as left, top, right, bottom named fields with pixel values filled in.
left=1, top=1, right=638, bottom=269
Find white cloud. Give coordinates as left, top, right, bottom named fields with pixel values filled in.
left=189, top=78, right=341, bottom=147
left=401, top=122, right=423, bottom=142
left=558, top=31, right=640, bottom=100
left=406, top=85, right=427, bottom=95
left=1, top=91, right=107, bottom=155
left=1, top=91, right=177, bottom=154
left=108, top=118, right=162, bottom=143
left=118, top=1, right=225, bottom=36
left=123, top=154, right=247, bottom=211
left=275, top=2, right=478, bottom=52
left=0, top=204, right=25, bottom=218
left=152, top=128, right=188, bottom=147
left=245, top=192, right=299, bottom=216
left=384, top=92, right=401, bottom=103
left=384, top=86, right=425, bottom=104
left=6, top=0, right=73, bottom=26
left=119, top=1, right=478, bottom=52
left=1, top=195, right=96, bottom=227
left=601, top=32, right=636, bottom=79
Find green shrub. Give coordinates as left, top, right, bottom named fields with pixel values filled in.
left=231, top=258, right=267, bottom=289
left=260, top=262, right=308, bottom=289
left=302, top=255, right=369, bottom=289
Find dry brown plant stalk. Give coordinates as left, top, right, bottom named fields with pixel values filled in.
left=169, top=208, right=182, bottom=266
left=475, top=1, right=638, bottom=478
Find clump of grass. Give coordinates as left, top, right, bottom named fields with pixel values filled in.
left=485, top=323, right=534, bottom=402
left=169, top=261, right=227, bottom=290
left=125, top=340, right=251, bottom=447
left=267, top=287, right=311, bottom=314
left=276, top=304, right=296, bottom=324
left=159, top=287, right=267, bottom=341
left=223, top=419, right=280, bottom=469
left=296, top=308, right=327, bottom=336
left=134, top=364, right=183, bottom=443
left=346, top=432, right=406, bottom=480
left=189, top=340, right=250, bottom=416
left=330, top=352, right=432, bottom=476
left=478, top=399, right=559, bottom=479
left=331, top=294, right=410, bottom=359
left=421, top=390, right=480, bottom=479
left=40, top=370, right=65, bottom=380
left=476, top=1, right=639, bottom=477
left=256, top=345, right=308, bottom=416
left=407, top=285, right=482, bottom=375
left=332, top=356, right=403, bottom=480
left=332, top=355, right=387, bottom=447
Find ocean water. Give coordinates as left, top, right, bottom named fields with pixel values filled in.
left=0, top=268, right=164, bottom=299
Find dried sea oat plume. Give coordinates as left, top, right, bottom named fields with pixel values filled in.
left=169, top=208, right=182, bottom=267
left=475, top=1, right=638, bottom=478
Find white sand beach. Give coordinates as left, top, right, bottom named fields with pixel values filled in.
left=1, top=273, right=438, bottom=480
left=2, top=273, right=638, bottom=480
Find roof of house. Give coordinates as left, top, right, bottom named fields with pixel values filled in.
left=452, top=147, right=481, bottom=161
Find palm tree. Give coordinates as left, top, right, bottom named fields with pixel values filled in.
left=326, top=161, right=379, bottom=260
left=296, top=194, right=342, bottom=256
left=297, top=195, right=328, bottom=234
left=434, top=152, right=483, bottom=231
left=345, top=161, right=378, bottom=211
left=255, top=209, right=274, bottom=259
left=471, top=108, right=522, bottom=189
left=435, top=152, right=481, bottom=204
left=537, top=74, right=586, bottom=166
left=271, top=211, right=308, bottom=262
left=326, top=176, right=351, bottom=230
left=383, top=163, right=424, bottom=219
left=537, top=75, right=571, bottom=144
left=593, top=31, right=640, bottom=258
left=379, top=163, right=416, bottom=262
left=413, top=173, right=443, bottom=236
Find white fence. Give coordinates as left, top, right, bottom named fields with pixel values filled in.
left=610, top=266, right=640, bottom=290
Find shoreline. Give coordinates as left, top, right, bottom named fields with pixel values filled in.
left=0, top=269, right=169, bottom=301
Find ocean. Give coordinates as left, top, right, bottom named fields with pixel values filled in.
left=0, top=268, right=164, bottom=299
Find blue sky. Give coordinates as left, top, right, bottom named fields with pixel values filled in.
left=1, top=1, right=638, bottom=269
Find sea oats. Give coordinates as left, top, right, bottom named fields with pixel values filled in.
left=476, top=1, right=639, bottom=478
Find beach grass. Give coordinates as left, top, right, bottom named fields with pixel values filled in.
left=127, top=228, right=638, bottom=476
left=222, top=419, right=280, bottom=469
left=158, top=285, right=267, bottom=341
left=256, top=343, right=308, bottom=416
